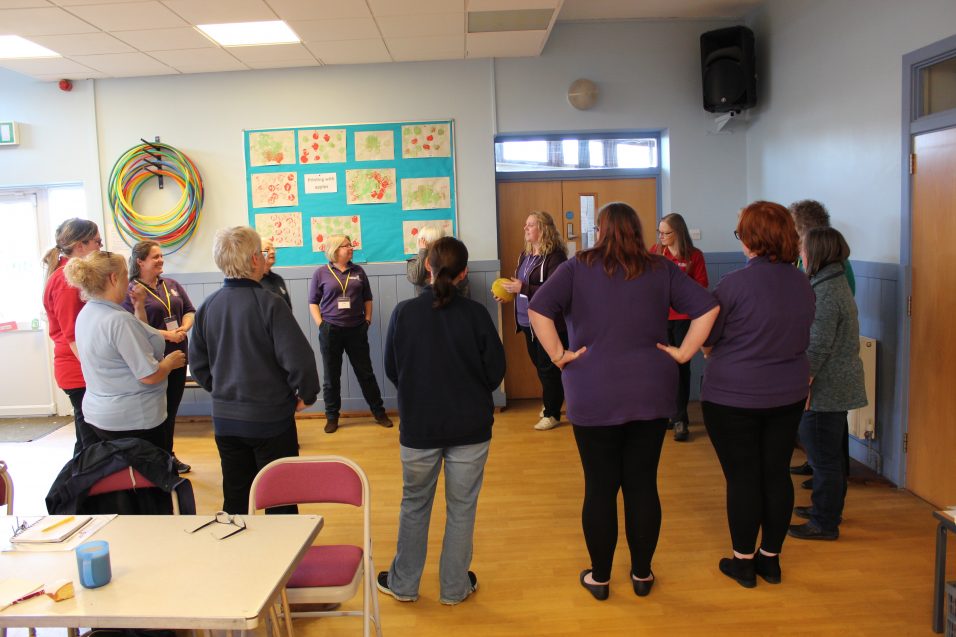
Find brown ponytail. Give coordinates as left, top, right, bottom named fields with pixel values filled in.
left=42, top=218, right=98, bottom=280
left=427, top=237, right=468, bottom=309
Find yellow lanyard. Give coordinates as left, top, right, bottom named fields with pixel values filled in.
left=138, top=279, right=172, bottom=317
left=327, top=265, right=352, bottom=296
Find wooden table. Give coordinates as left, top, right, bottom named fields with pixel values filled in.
left=0, top=514, right=322, bottom=633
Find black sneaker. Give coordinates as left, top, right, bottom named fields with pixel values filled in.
left=376, top=571, right=417, bottom=602
left=440, top=571, right=478, bottom=605
left=173, top=457, right=191, bottom=474
left=673, top=421, right=689, bottom=442
left=790, top=462, right=813, bottom=475
left=788, top=521, right=839, bottom=541
left=793, top=505, right=812, bottom=520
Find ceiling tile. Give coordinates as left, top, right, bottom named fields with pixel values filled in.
left=367, top=0, right=463, bottom=17
left=265, top=0, right=371, bottom=21
left=0, top=7, right=100, bottom=35
left=150, top=47, right=248, bottom=73
left=385, top=34, right=464, bottom=62
left=0, top=56, right=95, bottom=76
left=287, top=18, right=379, bottom=42
left=376, top=13, right=463, bottom=38
left=467, top=0, right=561, bottom=10
left=112, top=27, right=215, bottom=51
left=466, top=30, right=546, bottom=58
left=243, top=57, right=319, bottom=70
left=67, top=2, right=186, bottom=31
left=31, top=32, right=135, bottom=55
left=225, top=42, right=316, bottom=64
left=305, top=38, right=391, bottom=65
left=0, top=0, right=53, bottom=8
left=159, top=0, right=277, bottom=25
left=50, top=0, right=153, bottom=4
left=33, top=72, right=109, bottom=82
left=71, top=50, right=177, bottom=75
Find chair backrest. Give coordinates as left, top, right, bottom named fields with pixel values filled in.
left=249, top=455, right=366, bottom=513
left=0, top=460, right=12, bottom=513
left=88, top=466, right=184, bottom=515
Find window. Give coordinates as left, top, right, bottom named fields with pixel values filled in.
left=495, top=134, right=659, bottom=173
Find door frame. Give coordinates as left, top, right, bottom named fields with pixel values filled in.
left=898, top=33, right=956, bottom=486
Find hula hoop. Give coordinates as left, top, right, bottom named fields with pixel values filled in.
left=108, top=141, right=204, bottom=254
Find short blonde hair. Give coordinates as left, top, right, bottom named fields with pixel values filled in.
left=325, top=234, right=351, bottom=263
left=418, top=223, right=446, bottom=247
left=213, top=226, right=261, bottom=278
left=64, top=251, right=126, bottom=300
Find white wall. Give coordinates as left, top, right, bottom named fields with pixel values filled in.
left=746, top=0, right=956, bottom=263
left=495, top=20, right=751, bottom=252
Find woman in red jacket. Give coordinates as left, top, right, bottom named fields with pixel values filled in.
left=650, top=213, right=708, bottom=441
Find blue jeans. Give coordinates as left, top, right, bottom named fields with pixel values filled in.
left=386, top=441, right=490, bottom=602
left=798, top=410, right=848, bottom=532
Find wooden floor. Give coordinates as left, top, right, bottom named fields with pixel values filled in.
left=1, top=400, right=951, bottom=636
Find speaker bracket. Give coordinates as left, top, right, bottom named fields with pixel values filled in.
left=711, top=110, right=739, bottom=133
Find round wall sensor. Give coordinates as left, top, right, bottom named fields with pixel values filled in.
left=568, top=79, right=598, bottom=110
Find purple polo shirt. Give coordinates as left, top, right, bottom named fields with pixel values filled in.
left=308, top=262, right=372, bottom=327
left=701, top=256, right=815, bottom=408
left=122, top=277, right=195, bottom=357
left=529, top=255, right=717, bottom=427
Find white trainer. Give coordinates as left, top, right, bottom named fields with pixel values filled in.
left=534, top=416, right=559, bottom=431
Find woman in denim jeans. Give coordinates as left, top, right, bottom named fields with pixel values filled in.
left=789, top=227, right=867, bottom=541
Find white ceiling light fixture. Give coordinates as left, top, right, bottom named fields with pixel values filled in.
left=568, top=78, right=598, bottom=110
left=196, top=21, right=301, bottom=47
left=0, top=36, right=61, bottom=60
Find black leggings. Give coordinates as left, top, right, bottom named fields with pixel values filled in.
left=702, top=399, right=805, bottom=555
left=521, top=326, right=567, bottom=419
left=162, top=366, right=187, bottom=455
left=572, top=419, right=668, bottom=581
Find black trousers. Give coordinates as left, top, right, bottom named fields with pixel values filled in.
left=572, top=419, right=668, bottom=581
left=318, top=322, right=385, bottom=418
left=65, top=387, right=100, bottom=456
left=215, top=423, right=299, bottom=515
left=88, top=422, right=166, bottom=449
left=520, top=326, right=568, bottom=419
left=666, top=319, right=691, bottom=424
left=702, top=399, right=805, bottom=554
left=162, top=366, right=187, bottom=455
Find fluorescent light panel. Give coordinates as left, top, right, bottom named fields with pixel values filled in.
left=0, top=35, right=61, bottom=59
left=196, top=21, right=300, bottom=47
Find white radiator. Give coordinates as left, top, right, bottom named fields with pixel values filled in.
left=848, top=336, right=877, bottom=439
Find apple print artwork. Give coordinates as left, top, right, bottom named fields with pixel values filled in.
left=402, top=124, right=451, bottom=158
left=298, top=129, right=346, bottom=164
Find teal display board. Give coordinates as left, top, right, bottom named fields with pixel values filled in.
left=244, top=120, right=456, bottom=265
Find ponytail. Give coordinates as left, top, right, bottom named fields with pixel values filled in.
left=427, top=237, right=468, bottom=309
left=43, top=218, right=98, bottom=280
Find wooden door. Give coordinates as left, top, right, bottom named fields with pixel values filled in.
left=907, top=127, right=956, bottom=507
left=496, top=178, right=657, bottom=400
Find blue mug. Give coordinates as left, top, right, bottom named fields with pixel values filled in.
left=76, top=540, right=111, bottom=589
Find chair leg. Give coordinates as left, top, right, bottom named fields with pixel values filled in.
left=279, top=588, right=294, bottom=637
left=268, top=603, right=281, bottom=637
left=369, top=558, right=383, bottom=637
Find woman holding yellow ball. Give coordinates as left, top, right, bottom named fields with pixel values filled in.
left=494, top=211, right=568, bottom=431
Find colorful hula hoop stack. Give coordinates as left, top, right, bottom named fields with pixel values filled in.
left=108, top=140, right=204, bottom=254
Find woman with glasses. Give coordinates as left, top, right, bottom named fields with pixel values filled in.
left=650, top=213, right=709, bottom=441
left=41, top=218, right=103, bottom=455
left=64, top=251, right=186, bottom=448
left=529, top=202, right=718, bottom=600
left=122, top=240, right=196, bottom=474
left=493, top=211, right=568, bottom=431
left=258, top=238, right=292, bottom=308
left=693, top=201, right=814, bottom=588
left=308, top=235, right=392, bottom=434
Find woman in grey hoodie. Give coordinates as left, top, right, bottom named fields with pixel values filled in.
left=789, top=227, right=867, bottom=542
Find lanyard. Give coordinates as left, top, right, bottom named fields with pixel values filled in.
left=327, top=265, right=352, bottom=296
left=138, top=279, right=172, bottom=317
left=519, top=254, right=544, bottom=284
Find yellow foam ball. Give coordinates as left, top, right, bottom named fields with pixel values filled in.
left=491, top=277, right=514, bottom=302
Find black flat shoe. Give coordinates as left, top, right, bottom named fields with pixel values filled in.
left=718, top=557, right=756, bottom=588
left=579, top=569, right=609, bottom=601
left=788, top=522, right=839, bottom=541
left=754, top=552, right=781, bottom=584
left=632, top=571, right=655, bottom=597
left=790, top=461, right=813, bottom=475
left=793, top=505, right=812, bottom=520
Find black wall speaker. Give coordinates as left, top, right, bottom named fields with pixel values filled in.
left=700, top=25, right=756, bottom=113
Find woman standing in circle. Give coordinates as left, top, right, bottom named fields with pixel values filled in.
left=530, top=202, right=718, bottom=600
left=65, top=251, right=186, bottom=447
left=123, top=240, right=196, bottom=474
left=495, top=211, right=568, bottom=431
left=698, top=201, right=814, bottom=588
left=258, top=238, right=292, bottom=308
left=650, top=213, right=709, bottom=441
left=42, top=218, right=102, bottom=455
left=309, top=235, right=392, bottom=434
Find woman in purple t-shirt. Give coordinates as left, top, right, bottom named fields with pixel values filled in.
left=529, top=202, right=718, bottom=601
left=699, top=201, right=814, bottom=589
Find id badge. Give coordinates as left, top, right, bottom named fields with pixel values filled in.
left=164, top=317, right=180, bottom=330
left=337, top=297, right=351, bottom=310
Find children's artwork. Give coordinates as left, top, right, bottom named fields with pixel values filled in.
left=249, top=131, right=295, bottom=166
left=312, top=216, right=363, bottom=254
left=251, top=172, right=298, bottom=208
left=299, top=129, right=346, bottom=164
left=402, top=219, right=453, bottom=255
left=355, top=130, right=395, bottom=161
left=254, top=212, right=303, bottom=248
left=402, top=123, right=451, bottom=158
left=401, top=177, right=451, bottom=210
left=346, top=168, right=396, bottom=204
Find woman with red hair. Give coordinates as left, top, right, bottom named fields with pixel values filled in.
left=698, top=201, right=814, bottom=588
